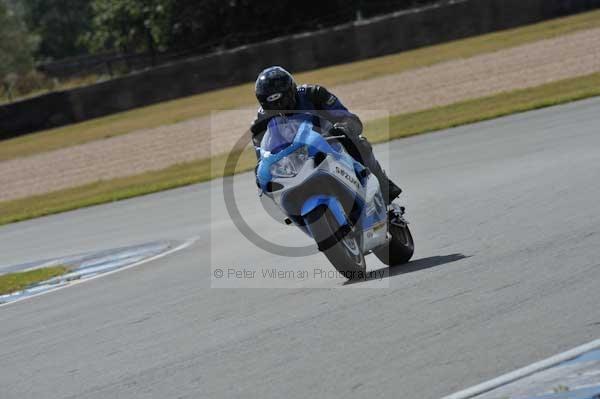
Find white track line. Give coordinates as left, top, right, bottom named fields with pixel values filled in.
left=0, top=237, right=198, bottom=309
left=442, top=338, right=600, bottom=399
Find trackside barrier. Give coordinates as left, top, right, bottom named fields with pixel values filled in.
left=1, top=0, right=599, bottom=138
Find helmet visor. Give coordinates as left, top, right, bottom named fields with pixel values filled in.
left=258, top=87, right=295, bottom=111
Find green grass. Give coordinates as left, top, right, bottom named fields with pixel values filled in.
left=1, top=72, right=599, bottom=226
left=1, top=9, right=600, bottom=162
left=364, top=72, right=600, bottom=144
left=0, top=266, right=70, bottom=296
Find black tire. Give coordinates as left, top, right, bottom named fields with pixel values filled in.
left=305, top=206, right=366, bottom=279
left=374, top=218, right=414, bottom=266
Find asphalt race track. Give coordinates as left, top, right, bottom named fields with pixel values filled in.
left=1, top=98, right=599, bottom=398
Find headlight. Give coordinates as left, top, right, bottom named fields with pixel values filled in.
left=270, top=146, right=309, bottom=178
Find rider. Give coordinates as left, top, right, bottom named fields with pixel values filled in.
left=250, top=66, right=402, bottom=205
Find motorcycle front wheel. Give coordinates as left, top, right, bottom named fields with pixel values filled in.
left=305, top=206, right=366, bottom=279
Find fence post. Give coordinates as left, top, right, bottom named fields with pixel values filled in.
left=354, top=0, right=364, bottom=20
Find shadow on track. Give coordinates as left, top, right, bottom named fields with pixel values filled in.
left=343, top=253, right=470, bottom=286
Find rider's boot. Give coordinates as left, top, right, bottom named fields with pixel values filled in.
left=370, top=164, right=402, bottom=205
left=385, top=178, right=403, bottom=205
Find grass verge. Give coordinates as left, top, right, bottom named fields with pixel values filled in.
left=1, top=72, right=600, bottom=226
left=1, top=9, right=600, bottom=161
left=364, top=72, right=600, bottom=144
left=0, top=266, right=69, bottom=296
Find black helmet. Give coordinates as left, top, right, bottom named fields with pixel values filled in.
left=255, top=66, right=297, bottom=111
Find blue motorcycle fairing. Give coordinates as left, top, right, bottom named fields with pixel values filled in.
left=257, top=114, right=388, bottom=242
left=257, top=118, right=356, bottom=191
left=301, top=195, right=348, bottom=228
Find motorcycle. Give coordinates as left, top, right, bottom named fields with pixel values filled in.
left=256, top=113, right=414, bottom=279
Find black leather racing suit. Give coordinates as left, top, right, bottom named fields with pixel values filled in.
left=250, top=84, right=401, bottom=204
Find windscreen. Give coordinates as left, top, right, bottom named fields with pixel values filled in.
left=260, top=114, right=313, bottom=154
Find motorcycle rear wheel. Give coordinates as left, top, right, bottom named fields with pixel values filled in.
left=374, top=217, right=414, bottom=266
left=305, top=206, right=366, bottom=279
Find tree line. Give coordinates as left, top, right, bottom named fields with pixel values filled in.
left=1, top=0, right=436, bottom=99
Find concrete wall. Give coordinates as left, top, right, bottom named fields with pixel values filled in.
left=2, top=0, right=599, bottom=139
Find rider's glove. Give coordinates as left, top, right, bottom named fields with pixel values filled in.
left=328, top=123, right=350, bottom=137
